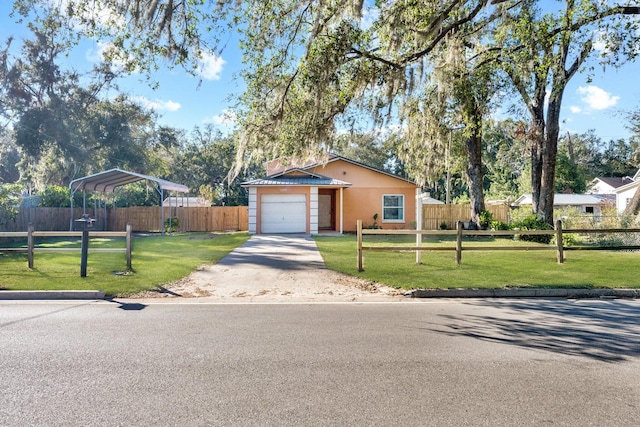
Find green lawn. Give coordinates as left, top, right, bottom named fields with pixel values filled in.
left=0, top=232, right=249, bottom=297
left=314, top=234, right=640, bottom=290
left=3, top=231, right=638, bottom=296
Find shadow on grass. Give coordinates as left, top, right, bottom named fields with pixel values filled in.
left=430, top=299, right=640, bottom=362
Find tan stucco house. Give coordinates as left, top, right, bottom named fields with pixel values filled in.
left=241, top=155, right=421, bottom=234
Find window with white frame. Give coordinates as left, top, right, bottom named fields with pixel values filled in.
left=382, top=194, right=404, bottom=221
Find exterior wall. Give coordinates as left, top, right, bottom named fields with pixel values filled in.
left=518, top=203, right=603, bottom=216
left=253, top=186, right=311, bottom=234
left=310, top=187, right=319, bottom=234
left=617, top=185, right=639, bottom=213
left=553, top=204, right=601, bottom=215
left=248, top=187, right=257, bottom=234
left=308, top=160, right=419, bottom=232
left=587, top=180, right=616, bottom=195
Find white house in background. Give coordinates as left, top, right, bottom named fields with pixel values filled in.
left=614, top=179, right=640, bottom=213
left=512, top=194, right=612, bottom=216
left=163, top=197, right=211, bottom=207
left=587, top=176, right=634, bottom=194
left=420, top=192, right=444, bottom=205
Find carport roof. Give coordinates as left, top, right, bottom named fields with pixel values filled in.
left=69, top=168, right=189, bottom=193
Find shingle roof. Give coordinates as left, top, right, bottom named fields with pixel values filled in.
left=242, top=175, right=351, bottom=187
left=595, top=177, right=634, bottom=188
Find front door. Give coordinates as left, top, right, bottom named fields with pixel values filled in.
left=318, top=193, right=334, bottom=229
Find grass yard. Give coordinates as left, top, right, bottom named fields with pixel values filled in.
left=314, top=234, right=640, bottom=290
left=0, top=232, right=249, bottom=297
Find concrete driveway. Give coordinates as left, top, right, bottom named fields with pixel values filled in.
left=135, top=234, right=402, bottom=303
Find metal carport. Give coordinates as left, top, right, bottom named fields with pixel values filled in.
left=69, top=168, right=189, bottom=234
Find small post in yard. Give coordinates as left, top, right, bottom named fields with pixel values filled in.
left=456, top=221, right=463, bottom=265
left=126, top=223, right=132, bottom=270
left=27, top=223, right=34, bottom=269
left=556, top=220, right=564, bottom=264
left=75, top=214, right=95, bottom=277
left=357, top=220, right=364, bottom=272
left=415, top=188, right=422, bottom=264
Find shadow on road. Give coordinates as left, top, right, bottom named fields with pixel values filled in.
left=433, top=299, right=640, bottom=362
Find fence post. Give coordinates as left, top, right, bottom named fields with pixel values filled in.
left=556, top=220, right=564, bottom=264
left=357, top=220, right=363, bottom=272
left=456, top=221, right=463, bottom=265
left=27, top=223, right=34, bottom=269
left=415, top=190, right=422, bottom=264
left=126, top=223, right=132, bottom=270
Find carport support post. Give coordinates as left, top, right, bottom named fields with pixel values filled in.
left=357, top=220, right=363, bottom=271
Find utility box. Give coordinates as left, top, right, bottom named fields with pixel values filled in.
left=74, top=214, right=95, bottom=231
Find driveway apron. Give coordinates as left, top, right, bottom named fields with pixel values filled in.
left=139, top=234, right=400, bottom=302
left=216, top=234, right=326, bottom=271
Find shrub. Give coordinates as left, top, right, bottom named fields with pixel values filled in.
left=511, top=215, right=553, bottom=244
left=489, top=220, right=509, bottom=231
left=478, top=210, right=494, bottom=229
left=164, top=217, right=179, bottom=232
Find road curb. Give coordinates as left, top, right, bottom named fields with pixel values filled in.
left=405, top=288, right=640, bottom=299
left=0, top=290, right=106, bottom=300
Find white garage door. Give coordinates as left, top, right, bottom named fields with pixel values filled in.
left=261, top=194, right=306, bottom=233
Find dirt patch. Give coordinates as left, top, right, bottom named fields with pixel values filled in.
left=130, top=266, right=403, bottom=302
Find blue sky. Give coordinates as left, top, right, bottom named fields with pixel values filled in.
left=1, top=2, right=638, bottom=141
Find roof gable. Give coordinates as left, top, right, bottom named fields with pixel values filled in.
left=304, top=155, right=418, bottom=186
left=253, top=154, right=418, bottom=188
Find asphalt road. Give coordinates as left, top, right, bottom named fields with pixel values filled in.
left=1, top=299, right=639, bottom=426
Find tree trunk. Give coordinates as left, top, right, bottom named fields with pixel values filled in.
left=465, top=111, right=485, bottom=226
left=538, top=90, right=564, bottom=225
left=529, top=113, right=545, bottom=217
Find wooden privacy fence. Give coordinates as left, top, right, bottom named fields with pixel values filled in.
left=110, top=206, right=248, bottom=232
left=422, top=204, right=509, bottom=230
left=0, top=224, right=132, bottom=270
left=356, top=219, right=640, bottom=271
left=2, top=206, right=249, bottom=232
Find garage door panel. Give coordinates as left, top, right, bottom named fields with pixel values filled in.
left=261, top=194, right=306, bottom=233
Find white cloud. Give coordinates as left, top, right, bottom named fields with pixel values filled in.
left=577, top=85, right=619, bottom=110
left=86, top=41, right=141, bottom=73
left=197, top=51, right=226, bottom=80
left=86, top=41, right=114, bottom=63
left=55, top=0, right=125, bottom=33
left=570, top=105, right=582, bottom=114
left=131, top=96, right=181, bottom=112
left=207, top=109, right=237, bottom=126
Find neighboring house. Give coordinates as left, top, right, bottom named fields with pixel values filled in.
left=420, top=192, right=444, bottom=205
left=614, top=179, right=640, bottom=214
left=242, top=155, right=421, bottom=234
left=586, top=176, right=634, bottom=195
left=513, top=194, right=612, bottom=216
left=163, top=197, right=211, bottom=207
